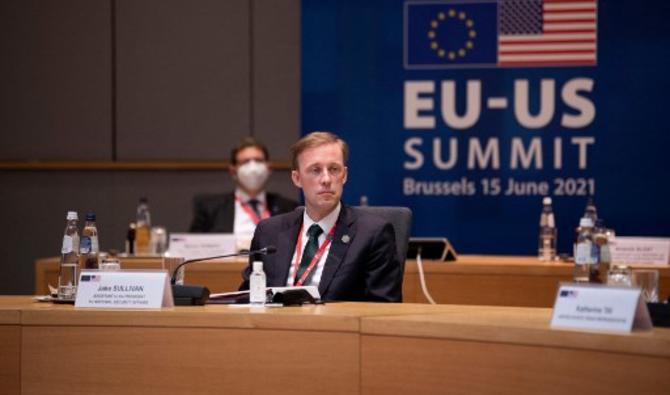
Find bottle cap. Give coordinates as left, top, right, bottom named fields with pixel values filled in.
left=66, top=211, right=78, bottom=220
left=579, top=217, right=594, bottom=227
left=542, top=196, right=552, bottom=205
left=253, top=261, right=263, bottom=271
left=139, top=197, right=148, bottom=204
left=86, top=212, right=96, bottom=221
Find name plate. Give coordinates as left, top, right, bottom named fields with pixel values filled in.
left=75, top=270, right=174, bottom=309
left=611, top=237, right=670, bottom=266
left=551, top=283, right=651, bottom=333
left=168, top=233, right=237, bottom=260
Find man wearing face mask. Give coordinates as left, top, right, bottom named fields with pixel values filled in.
left=189, top=137, right=299, bottom=234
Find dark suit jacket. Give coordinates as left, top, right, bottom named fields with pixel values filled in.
left=240, top=205, right=402, bottom=302
left=189, top=192, right=299, bottom=233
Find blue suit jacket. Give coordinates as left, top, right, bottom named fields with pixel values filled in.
left=240, top=205, right=402, bottom=302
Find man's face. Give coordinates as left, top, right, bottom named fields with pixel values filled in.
left=231, top=146, right=269, bottom=193
left=291, top=142, right=347, bottom=219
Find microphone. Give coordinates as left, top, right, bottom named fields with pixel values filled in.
left=170, top=245, right=276, bottom=305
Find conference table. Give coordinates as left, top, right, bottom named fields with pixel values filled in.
left=1, top=295, right=669, bottom=395
left=35, top=255, right=670, bottom=306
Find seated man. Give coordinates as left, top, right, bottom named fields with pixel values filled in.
left=189, top=137, right=298, bottom=234
left=240, top=131, right=402, bottom=302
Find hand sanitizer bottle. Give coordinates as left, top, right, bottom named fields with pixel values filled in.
left=249, top=261, right=267, bottom=305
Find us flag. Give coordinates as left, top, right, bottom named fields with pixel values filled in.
left=559, top=289, right=578, bottom=298
left=498, top=0, right=598, bottom=66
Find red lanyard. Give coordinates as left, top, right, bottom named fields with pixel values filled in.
left=235, top=195, right=270, bottom=225
left=292, top=223, right=337, bottom=286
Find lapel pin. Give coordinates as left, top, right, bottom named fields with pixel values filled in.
left=341, top=235, right=351, bottom=244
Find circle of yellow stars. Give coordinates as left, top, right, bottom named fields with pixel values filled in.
left=427, top=9, right=477, bottom=60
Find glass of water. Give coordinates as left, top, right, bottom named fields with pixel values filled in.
left=151, top=226, right=168, bottom=255
left=632, top=269, right=659, bottom=303
left=100, top=258, right=121, bottom=271
left=607, top=265, right=632, bottom=287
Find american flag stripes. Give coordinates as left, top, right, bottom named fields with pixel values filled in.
left=498, top=0, right=598, bottom=66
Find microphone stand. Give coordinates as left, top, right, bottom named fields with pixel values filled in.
left=170, top=246, right=276, bottom=306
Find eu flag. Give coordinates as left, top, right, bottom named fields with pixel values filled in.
left=405, top=1, right=498, bottom=68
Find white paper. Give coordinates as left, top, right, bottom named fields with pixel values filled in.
left=75, top=270, right=173, bottom=309
left=209, top=286, right=321, bottom=300
left=550, top=283, right=652, bottom=333
left=611, top=237, right=670, bottom=266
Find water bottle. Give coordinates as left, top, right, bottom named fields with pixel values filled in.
left=538, top=197, right=557, bottom=261
left=125, top=222, right=136, bottom=255
left=249, top=261, right=267, bottom=305
left=575, top=197, right=598, bottom=242
left=58, top=211, right=80, bottom=300
left=359, top=195, right=369, bottom=207
left=80, top=212, right=100, bottom=269
left=573, top=217, right=598, bottom=283
left=135, top=198, right=151, bottom=255
left=593, top=219, right=610, bottom=283
left=584, top=197, right=597, bottom=222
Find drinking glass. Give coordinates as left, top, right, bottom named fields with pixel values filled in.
left=100, top=258, right=121, bottom=271
left=151, top=226, right=168, bottom=255
left=607, top=265, right=632, bottom=287
left=632, top=269, right=659, bottom=303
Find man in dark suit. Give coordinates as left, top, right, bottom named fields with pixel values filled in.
left=240, top=132, right=402, bottom=302
left=189, top=137, right=298, bottom=234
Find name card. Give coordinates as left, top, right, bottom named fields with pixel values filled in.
left=75, top=270, right=174, bottom=309
left=168, top=233, right=238, bottom=260
left=551, top=283, right=652, bottom=333
left=611, top=237, right=670, bottom=266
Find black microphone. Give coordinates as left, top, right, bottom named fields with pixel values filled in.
left=170, top=245, right=276, bottom=306
left=170, top=245, right=276, bottom=284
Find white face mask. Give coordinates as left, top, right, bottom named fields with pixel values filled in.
left=236, top=160, right=269, bottom=192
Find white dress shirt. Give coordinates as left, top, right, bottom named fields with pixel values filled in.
left=233, top=188, right=267, bottom=236
left=286, top=202, right=342, bottom=287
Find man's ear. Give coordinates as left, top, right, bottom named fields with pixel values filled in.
left=291, top=170, right=302, bottom=188
left=228, top=164, right=237, bottom=178
left=342, top=167, right=348, bottom=185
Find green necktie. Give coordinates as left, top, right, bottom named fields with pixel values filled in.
left=296, top=224, right=323, bottom=284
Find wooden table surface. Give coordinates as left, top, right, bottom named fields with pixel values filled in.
left=1, top=296, right=669, bottom=395
left=35, top=255, right=670, bottom=307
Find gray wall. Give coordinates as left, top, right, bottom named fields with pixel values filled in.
left=0, top=0, right=301, bottom=294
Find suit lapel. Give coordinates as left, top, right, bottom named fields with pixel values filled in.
left=270, top=208, right=303, bottom=287
left=318, top=206, right=356, bottom=296
left=220, top=193, right=236, bottom=233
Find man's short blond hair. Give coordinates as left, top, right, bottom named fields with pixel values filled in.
left=290, top=131, right=349, bottom=170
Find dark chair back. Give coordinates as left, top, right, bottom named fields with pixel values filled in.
left=355, top=206, right=413, bottom=271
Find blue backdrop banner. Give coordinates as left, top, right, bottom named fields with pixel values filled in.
left=301, top=0, right=670, bottom=255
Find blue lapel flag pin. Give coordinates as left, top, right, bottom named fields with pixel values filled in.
left=341, top=235, right=351, bottom=244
